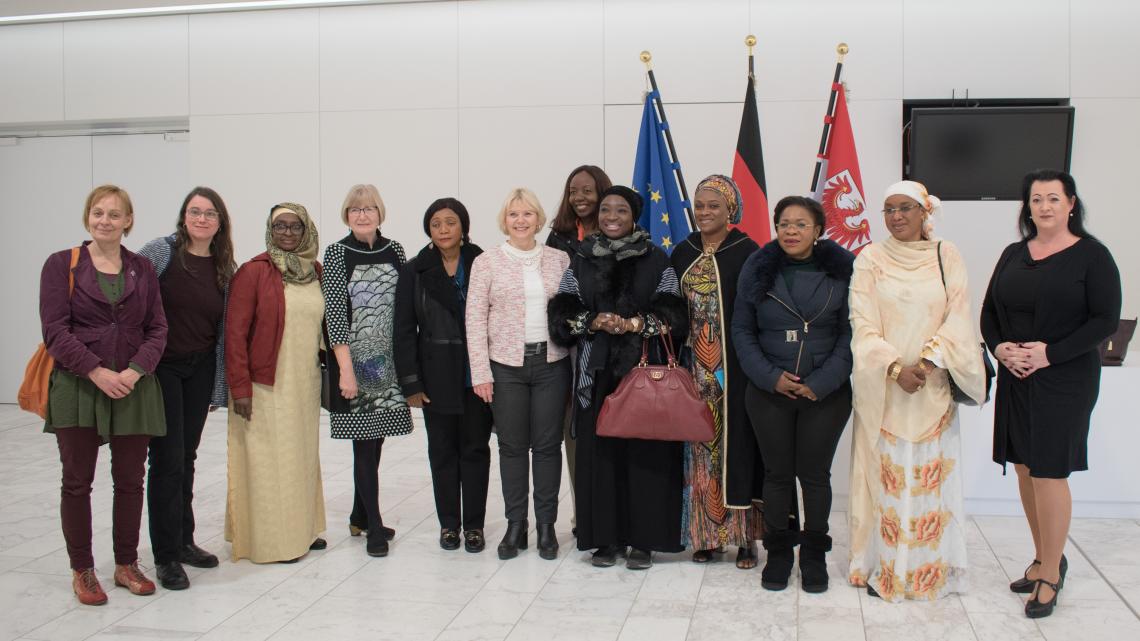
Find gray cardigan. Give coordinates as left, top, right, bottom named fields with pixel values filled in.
left=138, top=234, right=229, bottom=407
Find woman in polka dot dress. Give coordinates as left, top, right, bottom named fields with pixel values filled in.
left=322, top=184, right=413, bottom=558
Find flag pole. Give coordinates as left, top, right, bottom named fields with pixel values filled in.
left=809, top=43, right=849, bottom=194
left=640, top=50, right=695, bottom=228
left=746, top=34, right=756, bottom=79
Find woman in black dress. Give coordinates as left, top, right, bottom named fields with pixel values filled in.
left=981, top=169, right=1121, bottom=619
left=548, top=185, right=688, bottom=570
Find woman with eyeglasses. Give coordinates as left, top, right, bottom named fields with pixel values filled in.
left=732, top=196, right=854, bottom=592
left=847, top=181, right=986, bottom=602
left=322, top=184, right=412, bottom=558
left=137, top=187, right=235, bottom=590
left=225, top=203, right=327, bottom=564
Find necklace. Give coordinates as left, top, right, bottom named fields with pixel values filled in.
left=502, top=243, right=541, bottom=268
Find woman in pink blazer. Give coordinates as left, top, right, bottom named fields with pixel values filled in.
left=466, top=187, right=570, bottom=562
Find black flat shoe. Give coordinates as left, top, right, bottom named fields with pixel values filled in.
left=736, top=543, right=759, bottom=570
left=440, top=529, right=461, bottom=551
left=626, top=548, right=652, bottom=570
left=366, top=536, right=389, bottom=558
left=591, top=545, right=623, bottom=567
left=866, top=584, right=881, bottom=599
left=537, top=523, right=558, bottom=560
left=497, top=520, right=528, bottom=560
left=1025, top=578, right=1061, bottom=618
left=156, top=561, right=189, bottom=590
left=179, top=544, right=219, bottom=569
left=691, top=549, right=716, bottom=563
left=350, top=524, right=396, bottom=540
left=464, top=529, right=485, bottom=553
left=309, top=538, right=327, bottom=551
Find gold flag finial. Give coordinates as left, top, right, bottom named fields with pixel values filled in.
left=640, top=50, right=652, bottom=70
left=745, top=34, right=757, bottom=54
left=837, top=42, right=849, bottom=61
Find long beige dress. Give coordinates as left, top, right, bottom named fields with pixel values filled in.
left=225, top=281, right=327, bottom=563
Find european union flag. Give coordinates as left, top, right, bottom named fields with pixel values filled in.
left=632, top=90, right=691, bottom=253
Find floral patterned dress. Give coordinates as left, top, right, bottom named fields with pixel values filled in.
left=680, top=252, right=763, bottom=550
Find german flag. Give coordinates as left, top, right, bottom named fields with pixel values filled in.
left=731, top=73, right=771, bottom=244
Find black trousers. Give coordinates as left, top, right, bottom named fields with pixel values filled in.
left=745, top=382, right=852, bottom=535
left=424, top=389, right=493, bottom=530
left=148, top=350, right=215, bottom=564
left=349, top=438, right=386, bottom=541
left=490, top=349, right=570, bottom=524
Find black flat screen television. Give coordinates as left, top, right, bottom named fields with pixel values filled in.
left=907, top=106, right=1075, bottom=200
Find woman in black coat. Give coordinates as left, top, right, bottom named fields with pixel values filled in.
left=732, top=196, right=854, bottom=593
left=548, top=185, right=688, bottom=571
left=670, top=175, right=762, bottom=569
left=393, top=198, right=493, bottom=554
left=981, top=170, right=1121, bottom=618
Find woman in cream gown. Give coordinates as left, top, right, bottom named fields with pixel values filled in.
left=847, top=181, right=986, bottom=602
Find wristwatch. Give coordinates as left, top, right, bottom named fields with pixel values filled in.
left=888, top=361, right=903, bottom=381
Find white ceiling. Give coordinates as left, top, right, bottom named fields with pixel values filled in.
left=0, top=0, right=433, bottom=22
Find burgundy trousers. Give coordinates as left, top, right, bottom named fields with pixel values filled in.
left=55, top=428, right=150, bottom=570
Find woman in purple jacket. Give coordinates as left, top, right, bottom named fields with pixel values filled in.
left=39, top=185, right=168, bottom=606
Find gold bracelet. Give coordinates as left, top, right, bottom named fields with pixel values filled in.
left=888, top=361, right=903, bottom=381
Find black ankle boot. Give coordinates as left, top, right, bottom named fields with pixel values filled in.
left=761, top=529, right=797, bottom=591
left=798, top=531, right=832, bottom=593
left=497, top=520, right=528, bottom=560
left=537, top=523, right=558, bottom=560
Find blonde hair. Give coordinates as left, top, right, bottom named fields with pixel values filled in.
left=83, top=184, right=134, bottom=236
left=340, top=184, right=387, bottom=226
left=496, top=187, right=546, bottom=236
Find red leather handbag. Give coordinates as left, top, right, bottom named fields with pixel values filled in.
left=596, top=332, right=715, bottom=442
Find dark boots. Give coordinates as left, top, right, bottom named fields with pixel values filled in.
left=760, top=529, right=798, bottom=591
left=497, top=520, right=528, bottom=560
left=799, top=531, right=832, bottom=593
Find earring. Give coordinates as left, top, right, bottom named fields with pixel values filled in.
left=1069, top=212, right=1074, bottom=217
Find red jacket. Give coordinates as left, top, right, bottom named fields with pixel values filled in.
left=224, top=253, right=321, bottom=399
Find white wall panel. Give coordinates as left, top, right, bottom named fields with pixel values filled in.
left=1070, top=98, right=1140, bottom=318
left=189, top=113, right=321, bottom=263
left=1071, top=0, right=1140, bottom=99
left=750, top=0, right=903, bottom=101
left=458, top=0, right=603, bottom=108
left=458, top=106, right=604, bottom=248
left=0, top=137, right=92, bottom=404
left=0, top=23, right=65, bottom=123
left=320, top=2, right=458, bottom=112
left=902, top=0, right=1069, bottom=99
left=63, top=16, right=188, bottom=120
left=92, top=133, right=191, bottom=245
left=189, top=9, right=318, bottom=115
left=319, top=109, right=460, bottom=251
left=604, top=0, right=749, bottom=106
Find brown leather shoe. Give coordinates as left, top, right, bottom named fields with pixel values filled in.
left=114, top=561, right=156, bottom=596
left=72, top=568, right=108, bottom=606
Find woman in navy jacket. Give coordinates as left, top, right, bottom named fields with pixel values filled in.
left=732, top=196, right=854, bottom=593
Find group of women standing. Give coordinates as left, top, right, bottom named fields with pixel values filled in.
left=39, top=166, right=1120, bottom=621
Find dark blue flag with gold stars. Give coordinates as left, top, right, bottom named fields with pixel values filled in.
left=632, top=90, right=691, bottom=253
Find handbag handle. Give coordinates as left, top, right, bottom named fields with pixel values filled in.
left=637, top=319, right=677, bottom=368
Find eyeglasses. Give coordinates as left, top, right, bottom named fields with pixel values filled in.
left=881, top=204, right=921, bottom=216
left=347, top=206, right=379, bottom=217
left=271, top=222, right=305, bottom=234
left=776, top=221, right=813, bottom=232
left=186, top=208, right=219, bottom=221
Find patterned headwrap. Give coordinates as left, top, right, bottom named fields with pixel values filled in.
left=695, top=174, right=743, bottom=224
left=266, top=202, right=319, bottom=284
left=883, top=180, right=942, bottom=239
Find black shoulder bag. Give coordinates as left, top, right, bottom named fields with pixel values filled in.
left=936, top=242, right=995, bottom=405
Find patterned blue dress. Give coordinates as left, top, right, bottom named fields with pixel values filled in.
left=322, top=234, right=413, bottom=439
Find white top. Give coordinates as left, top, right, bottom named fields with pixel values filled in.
left=501, top=242, right=548, bottom=344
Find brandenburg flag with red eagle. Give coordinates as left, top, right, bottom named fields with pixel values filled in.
left=811, top=84, right=872, bottom=254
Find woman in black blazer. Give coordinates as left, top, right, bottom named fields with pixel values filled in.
left=981, top=170, right=1121, bottom=619
left=393, top=198, right=493, bottom=554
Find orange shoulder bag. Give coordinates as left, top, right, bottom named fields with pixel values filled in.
left=18, top=247, right=81, bottom=418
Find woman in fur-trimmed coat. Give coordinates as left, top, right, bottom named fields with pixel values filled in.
left=547, top=185, right=688, bottom=570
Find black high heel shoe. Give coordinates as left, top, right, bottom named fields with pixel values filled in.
left=497, top=520, right=528, bottom=560
left=1010, top=554, right=1067, bottom=593
left=1025, top=577, right=1061, bottom=618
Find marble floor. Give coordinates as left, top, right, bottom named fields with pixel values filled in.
left=1, top=404, right=1138, bottom=641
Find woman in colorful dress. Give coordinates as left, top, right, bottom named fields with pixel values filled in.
left=323, top=184, right=412, bottom=558
left=225, top=203, right=326, bottom=564
left=847, top=181, right=986, bottom=602
left=670, top=175, right=762, bottom=569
